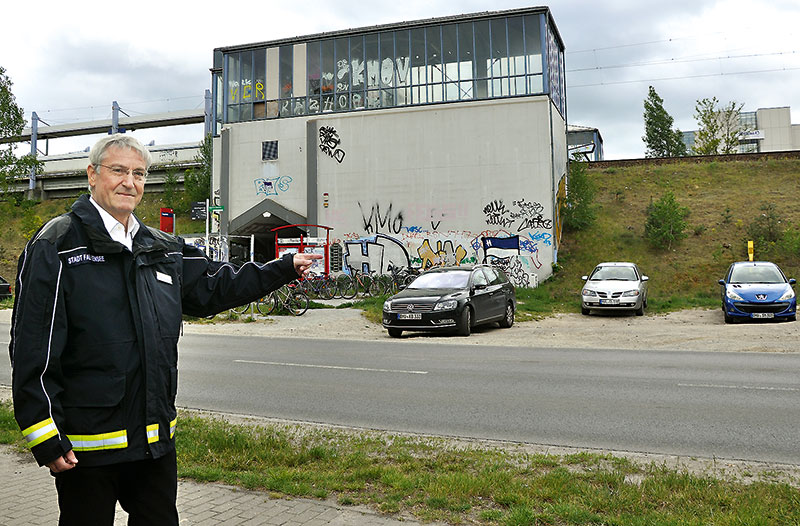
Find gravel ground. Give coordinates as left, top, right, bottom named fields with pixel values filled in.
left=185, top=306, right=800, bottom=354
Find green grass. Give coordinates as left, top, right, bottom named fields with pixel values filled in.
left=2, top=400, right=797, bottom=525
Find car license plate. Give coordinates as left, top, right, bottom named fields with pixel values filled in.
left=600, top=299, right=619, bottom=305
left=398, top=313, right=422, bottom=320
left=752, top=312, right=774, bottom=319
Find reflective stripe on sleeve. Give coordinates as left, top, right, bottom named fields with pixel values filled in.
left=146, top=424, right=159, bottom=444
left=21, top=418, right=58, bottom=448
left=169, top=418, right=177, bottom=439
left=67, top=430, right=128, bottom=451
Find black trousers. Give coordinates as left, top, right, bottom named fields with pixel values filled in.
left=52, top=449, right=178, bottom=526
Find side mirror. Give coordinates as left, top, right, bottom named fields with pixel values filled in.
left=718, top=279, right=726, bottom=286
left=641, top=276, right=649, bottom=282
left=581, top=275, right=588, bottom=281
left=473, top=283, right=487, bottom=291
left=790, top=278, right=796, bottom=285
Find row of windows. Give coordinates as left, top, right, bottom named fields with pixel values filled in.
left=217, top=13, right=565, bottom=123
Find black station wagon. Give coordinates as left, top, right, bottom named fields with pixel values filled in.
left=382, top=265, right=516, bottom=337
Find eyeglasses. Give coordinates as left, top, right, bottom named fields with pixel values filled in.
left=96, top=164, right=148, bottom=181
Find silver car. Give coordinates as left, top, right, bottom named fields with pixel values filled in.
left=581, top=262, right=649, bottom=316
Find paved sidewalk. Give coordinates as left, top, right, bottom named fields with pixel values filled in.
left=0, top=445, right=430, bottom=526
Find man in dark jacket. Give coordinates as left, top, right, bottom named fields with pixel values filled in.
left=9, top=134, right=320, bottom=525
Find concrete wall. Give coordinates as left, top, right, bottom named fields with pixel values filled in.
left=758, top=107, right=795, bottom=151
left=221, top=96, right=565, bottom=286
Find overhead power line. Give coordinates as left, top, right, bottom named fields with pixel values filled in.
left=568, top=50, right=798, bottom=73
left=568, top=65, right=800, bottom=88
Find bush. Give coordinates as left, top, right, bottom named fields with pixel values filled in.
left=644, top=191, right=689, bottom=250
left=746, top=202, right=782, bottom=245
left=562, top=159, right=597, bottom=232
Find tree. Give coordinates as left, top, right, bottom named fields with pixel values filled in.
left=562, top=157, right=597, bottom=231
left=644, top=191, right=689, bottom=250
left=0, top=66, right=40, bottom=198
left=718, top=100, right=747, bottom=154
left=642, top=86, right=687, bottom=158
left=183, top=133, right=212, bottom=204
left=693, top=97, right=746, bottom=155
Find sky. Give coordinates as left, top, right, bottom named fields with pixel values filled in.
left=2, top=0, right=799, bottom=160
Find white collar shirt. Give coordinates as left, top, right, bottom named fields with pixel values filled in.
left=89, top=196, right=140, bottom=252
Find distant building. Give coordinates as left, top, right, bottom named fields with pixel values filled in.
left=683, top=106, right=800, bottom=154
left=567, top=125, right=603, bottom=161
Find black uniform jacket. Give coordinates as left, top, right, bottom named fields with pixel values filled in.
left=9, top=195, right=297, bottom=467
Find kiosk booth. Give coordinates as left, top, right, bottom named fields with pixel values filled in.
left=271, top=224, right=332, bottom=275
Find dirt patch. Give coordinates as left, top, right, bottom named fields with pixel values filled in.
left=184, top=307, right=800, bottom=354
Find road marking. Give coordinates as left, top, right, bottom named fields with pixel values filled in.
left=678, top=383, right=800, bottom=392
left=234, top=360, right=428, bottom=375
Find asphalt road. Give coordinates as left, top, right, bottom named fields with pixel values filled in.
left=2, top=323, right=799, bottom=465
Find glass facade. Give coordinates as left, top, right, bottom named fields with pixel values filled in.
left=214, top=9, right=565, bottom=128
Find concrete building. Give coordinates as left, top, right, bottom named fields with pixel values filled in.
left=567, top=125, right=603, bottom=161
left=683, top=106, right=800, bottom=154
left=211, top=7, right=568, bottom=287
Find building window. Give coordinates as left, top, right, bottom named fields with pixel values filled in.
left=262, top=141, right=278, bottom=161
left=220, top=10, right=560, bottom=123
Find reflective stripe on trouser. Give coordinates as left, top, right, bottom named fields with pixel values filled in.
left=22, top=418, right=58, bottom=448
left=170, top=418, right=177, bottom=439
left=147, top=423, right=159, bottom=443
left=67, top=430, right=128, bottom=451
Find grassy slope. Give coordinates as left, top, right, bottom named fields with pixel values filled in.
left=525, top=157, right=800, bottom=315
left=0, top=195, right=205, bottom=283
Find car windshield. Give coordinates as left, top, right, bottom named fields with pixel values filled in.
left=729, top=265, right=785, bottom=284
left=409, top=271, right=470, bottom=289
left=589, top=266, right=638, bottom=281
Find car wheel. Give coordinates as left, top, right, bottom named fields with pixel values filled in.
left=499, top=302, right=514, bottom=328
left=457, top=307, right=472, bottom=336
left=581, top=306, right=590, bottom=315
left=786, top=315, right=796, bottom=322
left=635, top=302, right=644, bottom=316
left=388, top=328, right=403, bottom=338
left=724, top=310, right=734, bottom=324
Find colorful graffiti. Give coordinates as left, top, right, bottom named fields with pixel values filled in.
left=319, top=126, right=346, bottom=163
left=417, top=239, right=469, bottom=269
left=528, top=231, right=553, bottom=246
left=254, top=176, right=292, bottom=197
left=343, top=233, right=411, bottom=274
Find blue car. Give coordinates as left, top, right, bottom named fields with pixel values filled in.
left=718, top=261, right=796, bottom=323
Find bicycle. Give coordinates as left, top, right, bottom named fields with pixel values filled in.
left=229, top=303, right=253, bottom=315
left=337, top=269, right=382, bottom=299
left=385, top=264, right=419, bottom=294
left=257, top=281, right=309, bottom=316
left=299, top=272, right=335, bottom=300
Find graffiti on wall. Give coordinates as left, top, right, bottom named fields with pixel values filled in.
left=158, top=149, right=178, bottom=163
left=343, top=233, right=411, bottom=274
left=417, top=239, right=470, bottom=269
left=359, top=201, right=404, bottom=235
left=319, top=126, right=346, bottom=163
left=483, top=199, right=552, bottom=232
left=471, top=232, right=544, bottom=288
left=324, top=194, right=556, bottom=287
left=254, top=176, right=293, bottom=197
left=528, top=231, right=553, bottom=246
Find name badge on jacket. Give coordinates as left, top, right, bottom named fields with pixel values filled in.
left=156, top=271, right=173, bottom=285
